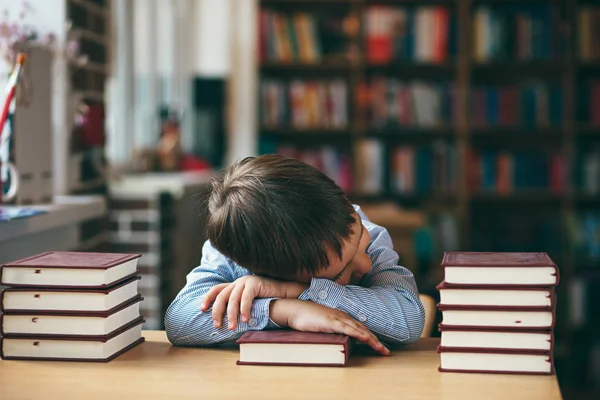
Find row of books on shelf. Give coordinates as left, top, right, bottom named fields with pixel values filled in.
left=268, top=141, right=576, bottom=197
left=568, top=213, right=600, bottom=265
left=258, top=9, right=354, bottom=63
left=390, top=143, right=457, bottom=194
left=261, top=79, right=348, bottom=129
left=467, top=149, right=566, bottom=194
left=260, top=78, right=566, bottom=130
left=473, top=5, right=562, bottom=62
left=275, top=145, right=354, bottom=194
left=471, top=82, right=563, bottom=128
left=365, top=6, right=455, bottom=64
left=361, top=79, right=456, bottom=128
left=579, top=7, right=600, bottom=62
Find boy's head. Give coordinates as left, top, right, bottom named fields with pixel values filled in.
left=206, top=154, right=372, bottom=285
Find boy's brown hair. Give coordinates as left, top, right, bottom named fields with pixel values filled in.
left=206, top=154, right=355, bottom=279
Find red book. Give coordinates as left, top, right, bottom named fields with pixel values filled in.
left=438, top=346, right=554, bottom=375
left=237, top=330, right=352, bottom=367
left=440, top=252, right=559, bottom=287
left=0, top=251, right=141, bottom=289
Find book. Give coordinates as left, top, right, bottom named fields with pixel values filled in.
left=438, top=347, right=553, bottom=375
left=236, top=330, right=352, bottom=367
left=439, top=327, right=553, bottom=351
left=0, top=251, right=141, bottom=288
left=440, top=252, right=559, bottom=286
left=0, top=296, right=143, bottom=337
left=0, top=318, right=145, bottom=361
left=438, top=304, right=554, bottom=330
left=437, top=281, right=554, bottom=308
left=1, top=275, right=141, bottom=312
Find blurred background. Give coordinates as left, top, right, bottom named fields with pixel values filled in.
left=0, top=0, right=598, bottom=398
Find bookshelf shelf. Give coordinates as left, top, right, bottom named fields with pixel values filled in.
left=470, top=192, right=563, bottom=204
left=260, top=61, right=357, bottom=72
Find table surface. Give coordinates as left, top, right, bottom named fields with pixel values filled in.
left=0, top=331, right=563, bottom=400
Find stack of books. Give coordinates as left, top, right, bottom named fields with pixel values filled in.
left=0, top=251, right=145, bottom=361
left=437, top=252, right=558, bottom=375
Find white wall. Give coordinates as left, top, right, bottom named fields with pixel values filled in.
left=0, top=0, right=68, bottom=196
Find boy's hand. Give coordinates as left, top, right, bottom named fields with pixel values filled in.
left=270, top=299, right=390, bottom=356
left=200, top=276, right=307, bottom=330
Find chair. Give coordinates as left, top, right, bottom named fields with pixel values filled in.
left=419, top=294, right=437, bottom=338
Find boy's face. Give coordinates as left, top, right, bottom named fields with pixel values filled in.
left=299, top=213, right=372, bottom=286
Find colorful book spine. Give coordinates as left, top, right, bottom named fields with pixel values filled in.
left=390, top=142, right=457, bottom=194
left=364, top=79, right=456, bottom=128
left=276, top=145, right=354, bottom=194
left=261, top=79, right=348, bottom=129
left=467, top=149, right=566, bottom=194
left=470, top=82, right=563, bottom=128
left=473, top=4, right=562, bottom=62
left=364, top=6, right=455, bottom=64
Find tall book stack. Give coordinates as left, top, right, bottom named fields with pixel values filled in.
left=436, top=252, right=558, bottom=375
left=0, top=251, right=145, bottom=361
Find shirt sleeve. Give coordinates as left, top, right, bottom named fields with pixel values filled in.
left=164, top=240, right=279, bottom=347
left=298, top=206, right=426, bottom=346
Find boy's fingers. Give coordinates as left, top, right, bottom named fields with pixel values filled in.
left=200, top=283, right=228, bottom=311
left=212, top=284, right=235, bottom=328
left=227, top=284, right=246, bottom=330
left=337, top=319, right=389, bottom=356
left=240, top=287, right=256, bottom=323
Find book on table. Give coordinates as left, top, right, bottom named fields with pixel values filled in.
left=437, top=347, right=554, bottom=375
left=1, top=295, right=143, bottom=337
left=440, top=252, right=559, bottom=286
left=0, top=318, right=145, bottom=362
left=0, top=251, right=141, bottom=288
left=1, top=275, right=141, bottom=313
left=437, top=281, right=554, bottom=308
left=237, top=330, right=352, bottom=367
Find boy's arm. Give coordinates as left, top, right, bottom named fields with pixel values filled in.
left=298, top=221, right=426, bottom=346
left=164, top=241, right=279, bottom=347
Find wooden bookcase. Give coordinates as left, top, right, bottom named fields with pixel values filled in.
left=257, top=0, right=600, bottom=396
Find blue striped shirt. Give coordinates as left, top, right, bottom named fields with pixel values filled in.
left=164, top=205, right=425, bottom=347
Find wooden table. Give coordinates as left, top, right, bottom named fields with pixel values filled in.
left=0, top=331, right=563, bottom=400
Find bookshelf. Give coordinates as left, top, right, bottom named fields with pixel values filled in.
left=66, top=0, right=111, bottom=252
left=257, top=0, right=600, bottom=396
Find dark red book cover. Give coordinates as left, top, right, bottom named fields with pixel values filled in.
left=441, top=252, right=557, bottom=268
left=1, top=251, right=141, bottom=270
left=236, top=330, right=352, bottom=367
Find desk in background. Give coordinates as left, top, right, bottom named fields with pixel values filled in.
left=0, top=331, right=563, bottom=400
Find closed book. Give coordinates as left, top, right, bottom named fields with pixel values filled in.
left=1, top=295, right=143, bottom=337
left=436, top=281, right=554, bottom=308
left=438, top=304, right=554, bottom=331
left=1, top=275, right=141, bottom=313
left=0, top=251, right=141, bottom=288
left=0, top=317, right=144, bottom=362
left=439, top=326, right=553, bottom=352
left=438, top=347, right=554, bottom=375
left=440, top=252, right=559, bottom=286
left=236, top=330, right=352, bottom=367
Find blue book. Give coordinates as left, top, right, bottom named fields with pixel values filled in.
left=482, top=151, right=496, bottom=191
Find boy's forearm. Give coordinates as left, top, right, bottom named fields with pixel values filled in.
left=298, top=277, right=425, bottom=346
